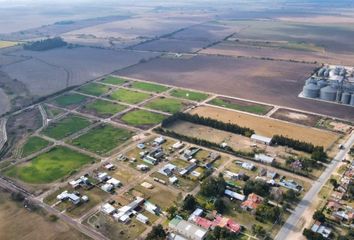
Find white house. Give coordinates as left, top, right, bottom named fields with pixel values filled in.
left=224, top=189, right=245, bottom=201
left=107, top=178, right=121, bottom=188
left=255, top=154, right=274, bottom=164
left=241, top=162, right=255, bottom=170
left=101, top=203, right=116, bottom=215
left=136, top=213, right=149, bottom=224
left=251, top=134, right=272, bottom=145
left=101, top=183, right=114, bottom=192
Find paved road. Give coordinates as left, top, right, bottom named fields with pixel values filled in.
left=275, top=132, right=354, bottom=240
left=0, top=117, right=7, bottom=151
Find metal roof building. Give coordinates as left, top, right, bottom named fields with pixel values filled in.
left=169, top=217, right=208, bottom=240
left=250, top=134, right=272, bottom=145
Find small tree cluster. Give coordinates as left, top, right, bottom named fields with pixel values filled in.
left=145, top=225, right=166, bottom=240
left=24, top=37, right=67, bottom=51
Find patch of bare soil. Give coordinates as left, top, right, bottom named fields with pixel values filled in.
left=271, top=108, right=321, bottom=127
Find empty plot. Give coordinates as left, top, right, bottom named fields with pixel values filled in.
left=71, top=124, right=133, bottom=155
left=42, top=115, right=91, bottom=140
left=271, top=108, right=321, bottom=127
left=51, top=93, right=89, bottom=109
left=132, top=38, right=208, bottom=53
left=130, top=81, right=169, bottom=93
left=191, top=106, right=339, bottom=148
left=0, top=41, right=18, bottom=48
left=21, top=136, right=51, bottom=158
left=77, top=83, right=111, bottom=96
left=118, top=109, right=167, bottom=129
left=80, top=99, right=127, bottom=118
left=4, top=146, right=95, bottom=184
left=144, top=97, right=187, bottom=114
left=169, top=89, right=209, bottom=102
left=107, top=88, right=151, bottom=104
left=100, top=76, right=128, bottom=85
left=208, top=97, right=273, bottom=115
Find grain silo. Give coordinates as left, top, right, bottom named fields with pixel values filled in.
left=336, top=90, right=342, bottom=102
left=303, top=83, right=320, bottom=98
left=341, top=92, right=351, bottom=105
left=351, top=94, right=354, bottom=106
left=320, top=85, right=337, bottom=101
left=317, top=80, right=328, bottom=88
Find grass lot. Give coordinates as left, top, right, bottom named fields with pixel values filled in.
left=52, top=93, right=88, bottom=108
left=42, top=115, right=91, bottom=140
left=209, top=97, right=272, bottom=115
left=4, top=147, right=95, bottom=184
left=71, top=124, right=133, bottom=155
left=100, top=76, right=128, bottom=85
left=192, top=106, right=339, bottom=148
left=130, top=81, right=169, bottom=93
left=21, top=136, right=51, bottom=157
left=170, top=89, right=209, bottom=102
left=120, top=109, right=166, bottom=128
left=81, top=99, right=127, bottom=118
left=108, top=88, right=151, bottom=104
left=44, top=105, right=64, bottom=118
left=77, top=83, right=111, bottom=96
left=144, top=97, right=186, bottom=114
left=0, top=41, right=18, bottom=48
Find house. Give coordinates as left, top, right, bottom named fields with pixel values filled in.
left=181, top=147, right=200, bottom=160
left=255, top=154, right=274, bottom=164
left=143, top=155, right=158, bottom=165
left=107, top=178, right=121, bottom=188
left=97, top=172, right=109, bottom=182
left=241, top=193, right=263, bottom=211
left=81, top=195, right=89, bottom=202
left=69, top=176, right=90, bottom=188
left=137, top=164, right=149, bottom=171
left=224, top=189, right=245, bottom=201
left=290, top=160, right=303, bottom=170
left=333, top=208, right=354, bottom=222
left=241, top=162, right=255, bottom=171
left=168, top=233, right=188, bottom=240
left=154, top=136, right=166, bottom=145
left=101, top=203, right=116, bottom=215
left=311, top=221, right=332, bottom=238
left=188, top=208, right=204, bottom=221
left=104, top=163, right=115, bottom=170
left=143, top=147, right=164, bottom=165
left=224, top=170, right=240, bottom=180
left=114, top=197, right=145, bottom=222
left=173, top=141, right=184, bottom=150
left=213, top=216, right=241, bottom=233
left=169, top=217, right=208, bottom=240
left=137, top=143, right=145, bottom=149
left=251, top=134, right=272, bottom=145
left=57, top=191, right=81, bottom=205
left=179, top=163, right=197, bottom=176
left=101, top=183, right=114, bottom=192
left=331, top=191, right=345, bottom=200
left=326, top=200, right=342, bottom=211
left=158, top=164, right=176, bottom=176
left=169, top=176, right=178, bottom=184
left=279, top=179, right=302, bottom=192
left=141, top=182, right=153, bottom=189
left=136, top=213, right=149, bottom=224
left=266, top=171, right=277, bottom=179
left=144, top=201, right=160, bottom=215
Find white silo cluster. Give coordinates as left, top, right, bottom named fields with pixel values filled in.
left=302, top=65, right=354, bottom=106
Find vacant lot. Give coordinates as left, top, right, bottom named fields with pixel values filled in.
left=51, top=93, right=89, bottom=109
left=21, top=136, right=51, bottom=158
left=77, top=83, right=111, bottom=96
left=271, top=108, right=322, bottom=127
left=0, top=41, right=18, bottom=48
left=117, top=109, right=167, bottom=129
left=169, top=88, right=209, bottom=102
left=0, top=189, right=89, bottom=240
left=44, top=105, right=64, bottom=118
left=130, top=81, right=169, bottom=93
left=117, top=54, right=354, bottom=120
left=144, top=97, right=188, bottom=114
left=209, top=97, right=273, bottom=115
left=191, top=106, right=339, bottom=148
left=71, top=124, right=133, bottom=155
left=107, top=88, right=151, bottom=104
left=100, top=76, right=128, bottom=85
left=42, top=115, right=92, bottom=140
left=79, top=99, right=127, bottom=118
left=132, top=38, right=208, bottom=53
left=4, top=146, right=95, bottom=184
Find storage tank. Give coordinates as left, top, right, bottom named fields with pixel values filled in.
left=320, top=86, right=337, bottom=101
left=303, top=83, right=320, bottom=98
left=351, top=94, right=354, bottom=106
left=305, top=78, right=316, bottom=85
left=317, top=80, right=328, bottom=88
left=317, top=68, right=325, bottom=77
left=336, top=90, right=342, bottom=102
left=341, top=92, right=351, bottom=105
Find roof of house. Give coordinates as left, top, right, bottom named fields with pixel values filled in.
left=251, top=134, right=272, bottom=144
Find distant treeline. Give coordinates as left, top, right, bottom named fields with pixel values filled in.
left=24, top=37, right=67, bottom=51
left=161, top=112, right=254, bottom=137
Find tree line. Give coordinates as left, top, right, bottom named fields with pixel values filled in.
left=24, top=37, right=67, bottom=51
left=161, top=112, right=255, bottom=137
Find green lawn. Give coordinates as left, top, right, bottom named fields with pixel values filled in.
left=77, top=83, right=111, bottom=96
left=42, top=115, right=91, bottom=140
left=82, top=99, right=127, bottom=118
left=21, top=136, right=51, bottom=157
left=100, top=76, right=128, bottom=85
left=52, top=93, right=88, bottom=108
left=130, top=81, right=169, bottom=93
left=144, top=97, right=185, bottom=114
left=71, top=124, right=133, bottom=155
left=4, top=147, right=95, bottom=184
left=44, top=105, right=64, bottom=118
left=170, top=89, right=209, bottom=101
left=120, top=109, right=166, bottom=128
left=209, top=97, right=272, bottom=115
left=108, top=88, right=151, bottom=104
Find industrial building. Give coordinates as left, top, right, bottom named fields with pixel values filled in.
left=302, top=65, right=354, bottom=106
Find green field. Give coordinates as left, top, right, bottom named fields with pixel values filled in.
left=5, top=147, right=95, bottom=184
left=77, top=83, right=111, bottom=96
left=71, top=124, right=133, bottom=155
left=170, top=89, right=209, bottom=101
left=120, top=109, right=166, bottom=127
left=144, top=97, right=185, bottom=114
left=82, top=99, right=127, bottom=118
left=108, top=88, right=151, bottom=104
left=44, top=105, right=64, bottom=118
left=42, top=115, right=91, bottom=139
left=100, top=76, right=128, bottom=85
left=130, top=81, right=169, bottom=93
left=21, top=136, right=51, bottom=157
left=52, top=93, right=88, bottom=108
left=208, top=97, right=272, bottom=115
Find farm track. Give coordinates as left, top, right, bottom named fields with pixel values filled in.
left=0, top=118, right=7, bottom=152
